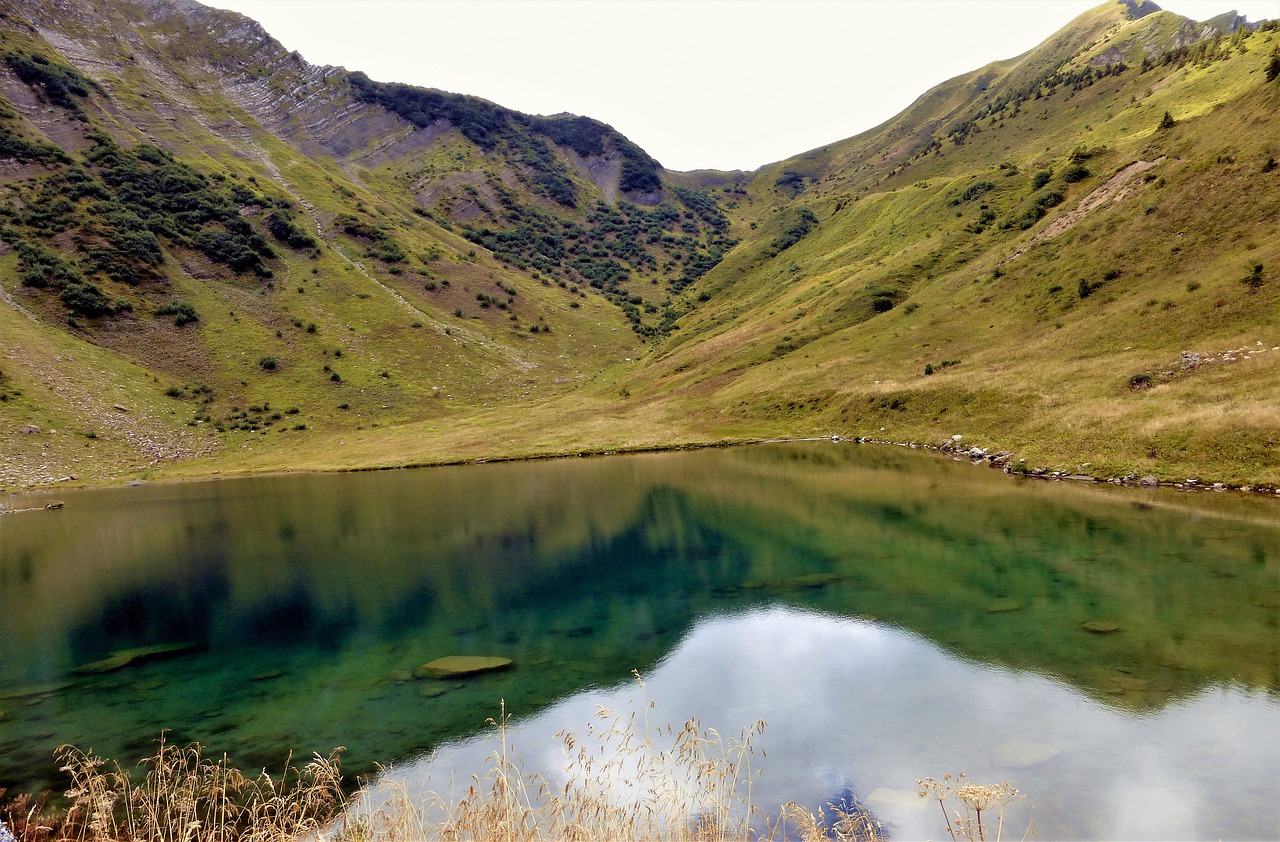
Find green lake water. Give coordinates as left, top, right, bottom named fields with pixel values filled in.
left=1, top=442, right=1277, bottom=838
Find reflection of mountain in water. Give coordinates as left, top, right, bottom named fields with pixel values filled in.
left=1, top=443, right=1276, bottom=795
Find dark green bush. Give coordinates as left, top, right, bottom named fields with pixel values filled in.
left=960, top=181, right=996, bottom=202
left=0, top=123, right=71, bottom=164
left=769, top=207, right=818, bottom=256
left=194, top=229, right=268, bottom=274
left=1242, top=262, right=1264, bottom=289
left=1062, top=164, right=1089, bottom=183
left=774, top=171, right=805, bottom=193
left=16, top=241, right=82, bottom=289
left=4, top=52, right=90, bottom=114
left=59, top=281, right=118, bottom=317
left=265, top=209, right=319, bottom=250
left=156, top=301, right=199, bottom=325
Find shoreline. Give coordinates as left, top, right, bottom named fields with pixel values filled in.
left=3, top=432, right=1278, bottom=513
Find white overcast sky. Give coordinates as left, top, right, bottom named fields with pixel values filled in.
left=201, top=0, right=1280, bottom=171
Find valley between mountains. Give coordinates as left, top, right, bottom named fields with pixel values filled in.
left=1, top=0, right=1277, bottom=491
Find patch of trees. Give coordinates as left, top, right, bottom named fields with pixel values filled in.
left=774, top=171, right=806, bottom=193
left=4, top=51, right=92, bottom=118
left=1001, top=188, right=1064, bottom=231
left=266, top=208, right=318, bottom=251
left=460, top=184, right=733, bottom=337
left=336, top=213, right=406, bottom=262
left=15, top=240, right=126, bottom=318
left=0, top=131, right=321, bottom=320
left=0, top=113, right=71, bottom=164
left=769, top=207, right=818, bottom=256
left=948, top=181, right=996, bottom=206
left=1141, top=27, right=1254, bottom=74
left=529, top=114, right=662, bottom=193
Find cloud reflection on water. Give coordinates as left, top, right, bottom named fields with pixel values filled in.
left=371, top=606, right=1280, bottom=840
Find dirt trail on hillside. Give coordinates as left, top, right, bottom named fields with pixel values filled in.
left=1005, top=158, right=1164, bottom=263
left=0, top=279, right=39, bottom=323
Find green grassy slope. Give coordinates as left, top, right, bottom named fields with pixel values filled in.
left=0, top=0, right=1277, bottom=490
left=626, top=4, right=1280, bottom=484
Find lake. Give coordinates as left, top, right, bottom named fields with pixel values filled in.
left=1, top=442, right=1277, bottom=838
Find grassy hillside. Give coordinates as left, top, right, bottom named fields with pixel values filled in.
left=627, top=4, right=1280, bottom=485
left=0, top=0, right=1277, bottom=491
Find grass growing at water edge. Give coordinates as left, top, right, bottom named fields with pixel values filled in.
left=1, top=673, right=1024, bottom=840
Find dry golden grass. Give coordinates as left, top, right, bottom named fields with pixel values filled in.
left=2, top=736, right=344, bottom=841
left=2, top=677, right=1026, bottom=841
left=917, top=772, right=1025, bottom=842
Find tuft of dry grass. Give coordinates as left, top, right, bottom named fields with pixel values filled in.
left=0, top=735, right=344, bottom=841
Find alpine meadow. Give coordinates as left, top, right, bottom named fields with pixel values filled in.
left=0, top=0, right=1276, bottom=490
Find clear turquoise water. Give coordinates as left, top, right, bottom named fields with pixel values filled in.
left=1, top=442, right=1277, bottom=838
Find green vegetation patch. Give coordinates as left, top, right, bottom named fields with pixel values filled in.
left=768, top=207, right=818, bottom=256
left=461, top=186, right=734, bottom=338
left=4, top=50, right=92, bottom=118
left=0, top=130, right=322, bottom=321
left=347, top=73, right=663, bottom=205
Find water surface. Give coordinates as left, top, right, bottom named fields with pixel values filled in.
left=1, top=443, right=1277, bottom=838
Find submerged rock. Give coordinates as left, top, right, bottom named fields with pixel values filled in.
left=414, top=655, right=513, bottom=679
left=785, top=572, right=842, bottom=589
left=0, top=682, right=73, bottom=700
left=73, top=653, right=134, bottom=674
left=986, top=599, right=1023, bottom=614
left=1082, top=621, right=1120, bottom=634
left=866, top=787, right=927, bottom=811
left=993, top=737, right=1061, bottom=768
left=73, top=642, right=198, bottom=675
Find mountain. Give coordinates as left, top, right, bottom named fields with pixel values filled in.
left=0, top=0, right=1277, bottom=489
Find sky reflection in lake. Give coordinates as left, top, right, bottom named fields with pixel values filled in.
left=374, top=606, right=1280, bottom=841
